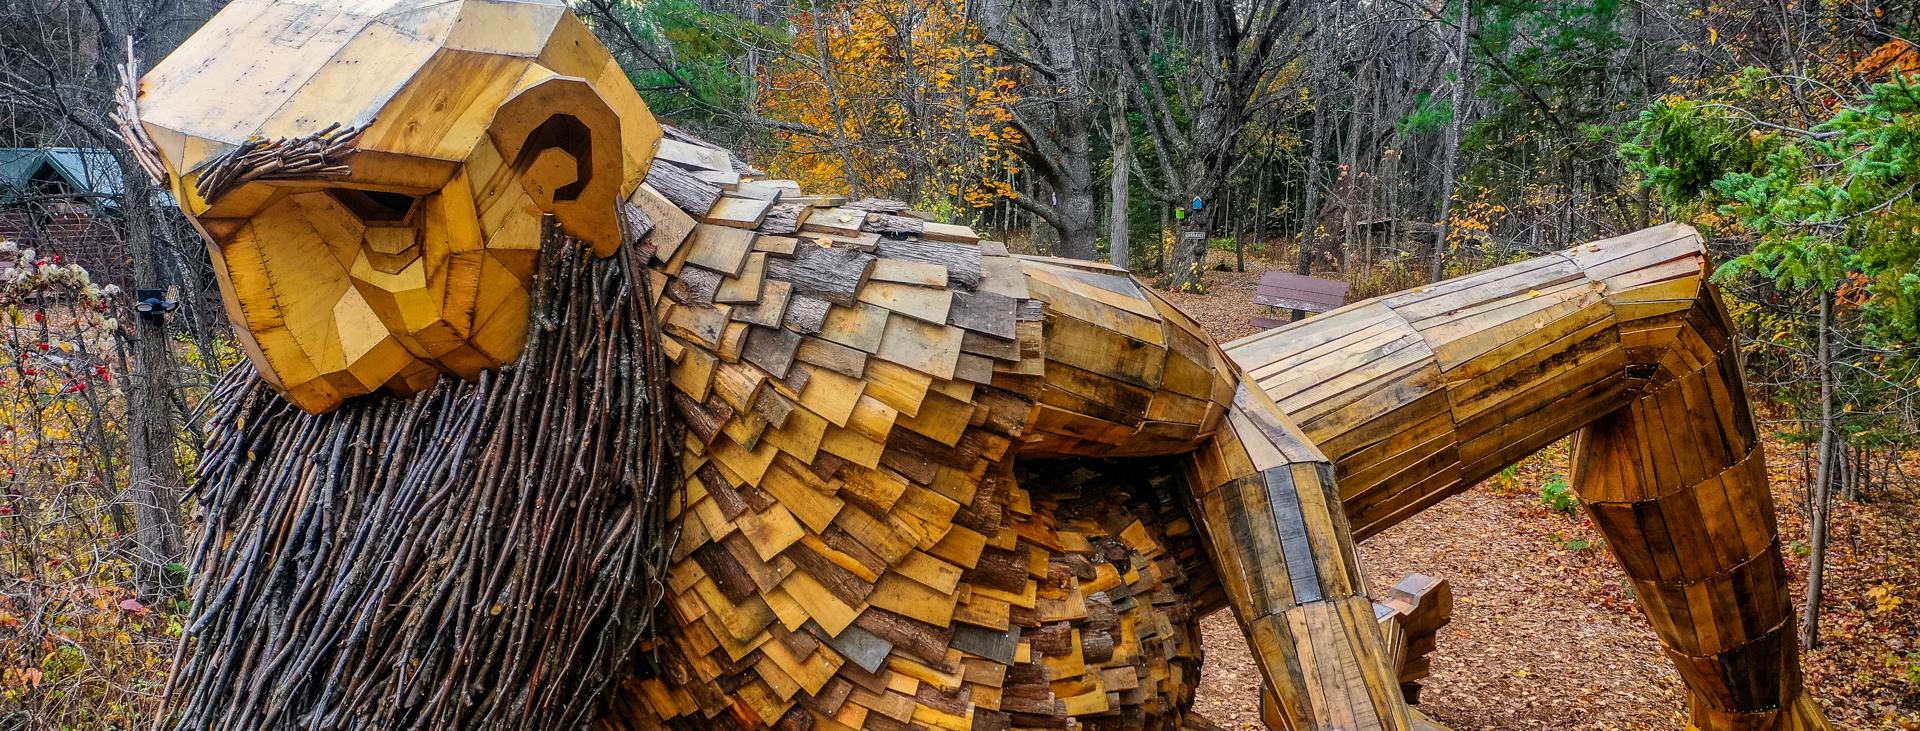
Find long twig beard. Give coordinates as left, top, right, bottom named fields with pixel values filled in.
left=166, top=219, right=680, bottom=730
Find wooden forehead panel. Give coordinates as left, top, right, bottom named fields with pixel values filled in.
left=136, top=0, right=633, bottom=177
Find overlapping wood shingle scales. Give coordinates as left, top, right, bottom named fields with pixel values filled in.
left=599, top=132, right=1439, bottom=730
left=607, top=136, right=1174, bottom=730
left=607, top=126, right=1819, bottom=731
left=141, top=1, right=1830, bottom=728
left=1225, top=223, right=1831, bottom=731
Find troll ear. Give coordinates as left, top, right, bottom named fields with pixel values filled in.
left=487, top=74, right=625, bottom=256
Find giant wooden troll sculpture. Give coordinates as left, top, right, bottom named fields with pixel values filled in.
left=132, top=0, right=1830, bottom=729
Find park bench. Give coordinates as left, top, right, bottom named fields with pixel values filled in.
left=1251, top=270, right=1349, bottom=329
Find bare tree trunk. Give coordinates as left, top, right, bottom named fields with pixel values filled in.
left=1169, top=208, right=1212, bottom=291
left=63, top=24, right=195, bottom=599
left=1336, top=85, right=1364, bottom=272
left=1430, top=0, right=1471, bottom=282
left=1253, top=148, right=1269, bottom=262
left=1108, top=86, right=1130, bottom=269
left=1885, top=445, right=1897, bottom=495
left=1839, top=442, right=1855, bottom=503
left=997, top=0, right=1099, bottom=259
left=1390, top=146, right=1405, bottom=266
left=1232, top=184, right=1248, bottom=272
left=1854, top=444, right=1864, bottom=500
left=1289, top=104, right=1326, bottom=321
left=1165, top=166, right=1230, bottom=291
left=114, top=147, right=189, bottom=598
left=1801, top=293, right=1833, bottom=649
left=810, top=9, right=863, bottom=196
left=1297, top=98, right=1327, bottom=279
left=1112, top=0, right=1303, bottom=291
left=1052, top=187, right=1099, bottom=259
left=1157, top=203, right=1169, bottom=272
left=1850, top=446, right=1863, bottom=501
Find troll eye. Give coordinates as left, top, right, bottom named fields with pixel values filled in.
left=327, top=188, right=420, bottom=224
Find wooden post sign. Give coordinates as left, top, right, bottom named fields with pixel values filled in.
left=135, top=1, right=1832, bottom=730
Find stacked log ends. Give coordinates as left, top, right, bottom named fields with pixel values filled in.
left=602, top=458, right=1213, bottom=731
left=1010, top=460, right=1205, bottom=730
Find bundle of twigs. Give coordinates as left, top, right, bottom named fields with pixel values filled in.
left=110, top=37, right=167, bottom=185
left=193, top=122, right=364, bottom=203
left=163, top=219, right=680, bottom=730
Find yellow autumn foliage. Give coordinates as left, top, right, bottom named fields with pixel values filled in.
left=0, top=246, right=226, bottom=727
left=759, top=0, right=1022, bottom=208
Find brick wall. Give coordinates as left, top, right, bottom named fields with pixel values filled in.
left=0, top=205, right=131, bottom=287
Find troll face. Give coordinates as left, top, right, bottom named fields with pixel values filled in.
left=136, top=0, right=661, bottom=412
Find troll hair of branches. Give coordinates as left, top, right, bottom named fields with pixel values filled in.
left=163, top=220, right=680, bottom=730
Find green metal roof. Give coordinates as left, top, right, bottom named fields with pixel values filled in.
left=0, top=147, right=129, bottom=207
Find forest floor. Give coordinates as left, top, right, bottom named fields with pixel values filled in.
left=1159, top=259, right=1920, bottom=731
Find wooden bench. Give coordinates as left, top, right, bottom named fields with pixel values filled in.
left=1250, top=270, right=1349, bottom=329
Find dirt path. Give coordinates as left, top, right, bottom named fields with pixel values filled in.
left=1166, top=264, right=1687, bottom=729
left=1168, top=262, right=1920, bottom=730
left=1191, top=482, right=1687, bottom=730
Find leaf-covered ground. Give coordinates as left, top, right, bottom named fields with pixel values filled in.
left=1165, top=266, right=1920, bottom=730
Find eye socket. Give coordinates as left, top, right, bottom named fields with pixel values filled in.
left=327, top=188, right=420, bottom=224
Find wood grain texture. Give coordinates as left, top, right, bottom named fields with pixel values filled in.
left=586, top=137, right=1440, bottom=729
left=1226, top=223, right=1830, bottom=731
left=1252, top=270, right=1350, bottom=319
left=138, top=0, right=663, bottom=413
left=143, top=2, right=1825, bottom=728
left=575, top=147, right=1240, bottom=729
left=591, top=141, right=1498, bottom=729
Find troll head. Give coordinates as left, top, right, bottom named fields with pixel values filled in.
left=136, top=0, right=660, bottom=412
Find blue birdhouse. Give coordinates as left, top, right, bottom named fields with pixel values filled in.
left=1190, top=196, right=1204, bottom=211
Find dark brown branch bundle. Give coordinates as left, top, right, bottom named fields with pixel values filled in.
left=193, top=122, right=365, bottom=204
left=163, top=220, right=680, bottom=730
